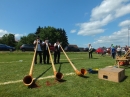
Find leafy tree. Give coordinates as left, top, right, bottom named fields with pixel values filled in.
left=0, top=38, right=4, bottom=44
left=35, top=26, right=42, bottom=35
left=15, top=41, right=23, bottom=50
left=37, top=26, right=69, bottom=48
left=0, top=26, right=69, bottom=50
left=8, top=34, right=15, bottom=46
left=60, top=29, right=68, bottom=48
left=1, top=34, right=15, bottom=46
left=26, top=33, right=36, bottom=44
left=19, top=36, right=28, bottom=44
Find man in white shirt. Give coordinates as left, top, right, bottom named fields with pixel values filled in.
left=33, top=36, right=42, bottom=64
left=88, top=43, right=93, bottom=58
left=54, top=40, right=61, bottom=64
left=116, top=45, right=121, bottom=56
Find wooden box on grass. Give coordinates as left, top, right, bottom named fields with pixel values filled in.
left=98, top=67, right=125, bottom=82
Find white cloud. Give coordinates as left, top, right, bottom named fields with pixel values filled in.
left=115, top=3, right=130, bottom=18
left=77, top=15, right=113, bottom=35
left=0, top=29, right=8, bottom=37
left=119, top=20, right=130, bottom=27
left=15, top=33, right=24, bottom=40
left=70, top=29, right=76, bottom=33
left=0, top=29, right=24, bottom=40
left=93, top=25, right=129, bottom=48
left=91, top=0, right=129, bottom=20
left=76, top=0, right=130, bottom=36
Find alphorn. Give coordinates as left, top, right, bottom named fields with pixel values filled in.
left=46, top=43, right=63, bottom=80
left=23, top=40, right=38, bottom=86
left=60, top=45, right=87, bottom=76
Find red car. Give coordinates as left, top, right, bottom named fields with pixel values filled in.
left=96, top=47, right=106, bottom=54
left=49, top=45, right=55, bottom=53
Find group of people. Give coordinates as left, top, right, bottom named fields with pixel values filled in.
left=110, top=44, right=129, bottom=59
left=34, top=36, right=129, bottom=64
left=88, top=43, right=130, bottom=59
left=33, top=36, right=61, bottom=64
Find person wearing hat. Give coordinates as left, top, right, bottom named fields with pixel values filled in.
left=88, top=43, right=93, bottom=58
left=54, top=40, right=61, bottom=64
left=42, top=38, right=51, bottom=64
left=33, top=36, right=42, bottom=64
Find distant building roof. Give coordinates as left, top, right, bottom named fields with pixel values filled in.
left=68, top=44, right=78, bottom=48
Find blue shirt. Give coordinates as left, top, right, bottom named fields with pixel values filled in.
left=111, top=47, right=116, bottom=53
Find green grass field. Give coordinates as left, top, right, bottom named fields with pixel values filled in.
left=0, top=51, right=130, bottom=97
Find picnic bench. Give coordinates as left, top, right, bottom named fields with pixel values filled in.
left=115, top=50, right=130, bottom=68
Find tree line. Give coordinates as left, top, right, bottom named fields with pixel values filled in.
left=0, top=26, right=69, bottom=50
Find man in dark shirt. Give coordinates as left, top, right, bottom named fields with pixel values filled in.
left=54, top=40, right=61, bottom=64
left=42, top=38, right=50, bottom=64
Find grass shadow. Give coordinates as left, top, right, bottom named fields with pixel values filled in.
left=57, top=79, right=67, bottom=82
left=34, top=66, right=52, bottom=82
left=119, top=65, right=130, bottom=69
left=28, top=66, right=52, bottom=89
left=124, top=65, right=130, bottom=69
left=58, top=63, right=62, bottom=72
left=59, top=62, right=70, bottom=64
left=56, top=63, right=67, bottom=82
left=120, top=76, right=128, bottom=82
left=91, top=58, right=99, bottom=59
left=79, top=75, right=89, bottom=79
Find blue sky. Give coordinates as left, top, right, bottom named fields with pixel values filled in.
left=0, top=0, right=130, bottom=48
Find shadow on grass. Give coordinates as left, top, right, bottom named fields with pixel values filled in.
left=59, top=62, right=70, bottom=64
left=44, top=62, right=70, bottom=65
left=45, top=63, right=67, bottom=87
left=34, top=66, right=52, bottom=82
left=91, top=58, right=99, bottom=59
left=120, top=76, right=128, bottom=82
left=56, top=63, right=67, bottom=82
left=79, top=75, right=89, bottom=78
left=28, top=66, right=52, bottom=89
left=57, top=79, right=67, bottom=82
left=58, top=63, right=62, bottom=72
left=123, top=65, right=130, bottom=69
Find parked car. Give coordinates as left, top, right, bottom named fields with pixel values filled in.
left=84, top=47, right=89, bottom=52
left=20, top=44, right=55, bottom=52
left=49, top=45, right=55, bottom=53
left=64, top=45, right=80, bottom=52
left=78, top=47, right=84, bottom=52
left=20, top=44, right=35, bottom=52
left=96, top=47, right=107, bottom=54
left=0, top=44, right=15, bottom=52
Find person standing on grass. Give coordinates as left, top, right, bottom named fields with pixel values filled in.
left=110, top=44, right=113, bottom=56
left=101, top=47, right=106, bottom=56
left=88, top=43, right=93, bottom=59
left=116, top=45, right=121, bottom=57
left=111, top=46, right=116, bottom=59
left=125, top=45, right=129, bottom=54
left=42, top=38, right=51, bottom=64
left=33, top=36, right=42, bottom=64
left=54, top=40, right=61, bottom=64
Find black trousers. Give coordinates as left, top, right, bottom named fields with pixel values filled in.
left=117, top=51, right=121, bottom=57
left=35, top=51, right=42, bottom=64
left=54, top=51, right=60, bottom=63
left=43, top=50, right=49, bottom=64
left=89, top=51, right=93, bottom=58
left=112, top=53, right=116, bottom=59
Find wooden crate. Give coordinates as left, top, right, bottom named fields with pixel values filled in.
left=98, top=67, right=125, bottom=82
